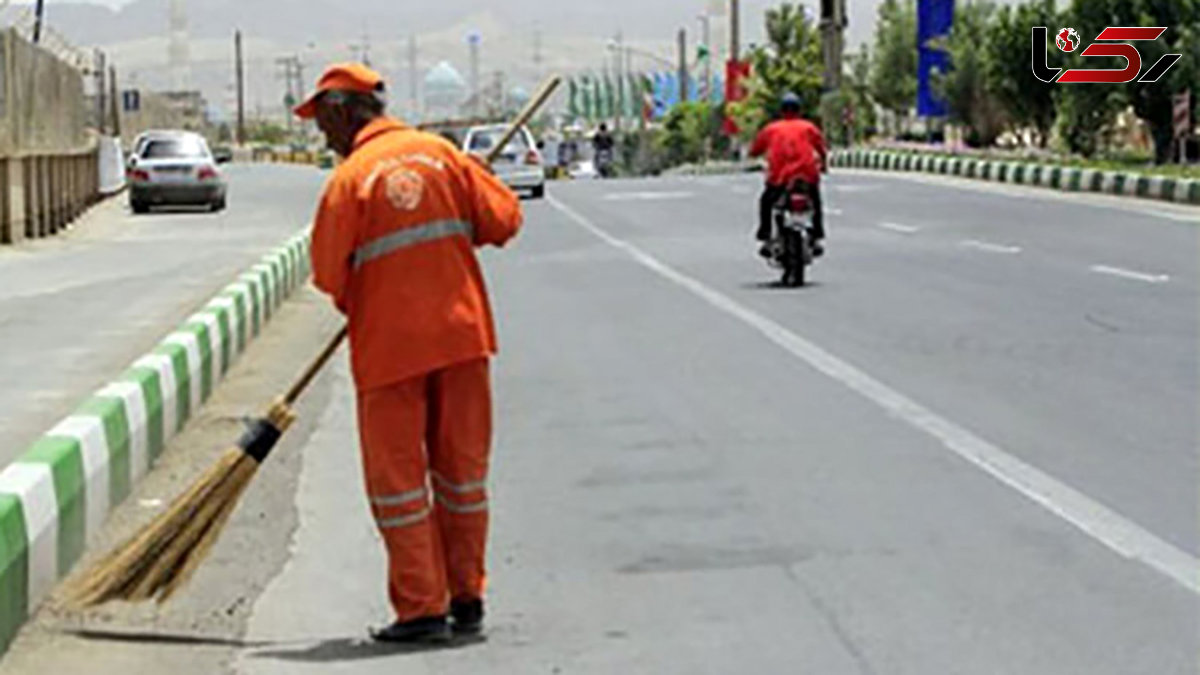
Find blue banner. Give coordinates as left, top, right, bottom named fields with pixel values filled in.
left=917, top=0, right=953, bottom=117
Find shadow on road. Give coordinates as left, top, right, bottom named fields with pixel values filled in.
left=741, top=280, right=824, bottom=291
left=248, top=634, right=487, bottom=663
left=65, top=627, right=280, bottom=649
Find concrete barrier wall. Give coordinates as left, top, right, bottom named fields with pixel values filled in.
left=0, top=29, right=100, bottom=245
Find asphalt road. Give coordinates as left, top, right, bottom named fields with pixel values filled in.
left=0, top=164, right=325, bottom=466
left=2, top=168, right=1195, bottom=673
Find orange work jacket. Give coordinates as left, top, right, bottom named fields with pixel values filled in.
left=310, top=117, right=523, bottom=391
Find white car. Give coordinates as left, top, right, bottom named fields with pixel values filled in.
left=462, top=124, right=545, bottom=199
left=128, top=132, right=228, bottom=214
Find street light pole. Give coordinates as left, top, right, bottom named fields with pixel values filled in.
left=33, top=0, right=45, bottom=44
left=730, top=0, right=740, bottom=61
left=235, top=30, right=246, bottom=145
left=678, top=28, right=689, bottom=103
left=699, top=13, right=712, bottom=101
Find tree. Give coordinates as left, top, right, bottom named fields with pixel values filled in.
left=870, top=0, right=918, bottom=136
left=658, top=102, right=728, bottom=166
left=728, top=3, right=824, bottom=140
left=985, top=0, right=1059, bottom=147
left=933, top=1, right=1008, bottom=147
left=1057, top=0, right=1199, bottom=162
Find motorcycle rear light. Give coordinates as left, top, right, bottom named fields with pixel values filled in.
left=197, top=166, right=218, bottom=180
left=130, top=169, right=150, bottom=182
left=790, top=195, right=810, bottom=211
left=524, top=150, right=541, bottom=166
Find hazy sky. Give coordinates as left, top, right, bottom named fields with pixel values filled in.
left=63, top=0, right=930, bottom=49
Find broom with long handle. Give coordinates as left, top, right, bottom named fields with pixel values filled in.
left=69, top=75, right=563, bottom=608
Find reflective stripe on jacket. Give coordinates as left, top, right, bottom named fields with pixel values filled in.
left=311, top=117, right=523, bottom=390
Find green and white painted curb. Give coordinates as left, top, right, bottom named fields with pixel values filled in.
left=830, top=149, right=1200, bottom=206
left=0, top=232, right=311, bottom=653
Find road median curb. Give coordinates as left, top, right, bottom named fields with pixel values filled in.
left=829, top=149, right=1200, bottom=206
left=0, top=232, right=312, bottom=654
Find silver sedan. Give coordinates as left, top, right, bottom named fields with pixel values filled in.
left=128, top=132, right=228, bottom=213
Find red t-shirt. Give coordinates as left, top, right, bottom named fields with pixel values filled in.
left=750, top=117, right=827, bottom=186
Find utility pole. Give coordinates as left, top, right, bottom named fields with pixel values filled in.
left=730, top=0, right=740, bottom=62
left=699, top=12, right=712, bottom=101
left=33, top=0, right=45, bottom=43
left=276, top=56, right=299, bottom=135
left=109, top=66, right=121, bottom=137
left=820, top=0, right=847, bottom=90
left=235, top=30, right=246, bottom=145
left=95, top=50, right=107, bottom=134
left=614, top=32, right=625, bottom=132
left=678, top=28, right=689, bottom=103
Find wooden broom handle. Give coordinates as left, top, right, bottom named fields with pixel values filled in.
left=284, top=324, right=348, bottom=405
left=283, top=75, right=564, bottom=408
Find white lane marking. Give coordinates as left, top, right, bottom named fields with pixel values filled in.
left=825, top=207, right=845, bottom=216
left=547, top=195, right=1200, bottom=596
left=879, top=222, right=920, bottom=234
left=841, top=169, right=1200, bottom=224
left=604, top=191, right=695, bottom=202
left=1090, top=265, right=1170, bottom=284
left=961, top=240, right=1022, bottom=255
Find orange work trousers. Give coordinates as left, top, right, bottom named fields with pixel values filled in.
left=356, top=358, right=491, bottom=622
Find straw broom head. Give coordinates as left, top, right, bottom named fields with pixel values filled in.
left=66, top=399, right=296, bottom=608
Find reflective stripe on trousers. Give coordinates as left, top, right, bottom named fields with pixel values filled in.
left=352, top=219, right=474, bottom=270
left=432, top=471, right=488, bottom=514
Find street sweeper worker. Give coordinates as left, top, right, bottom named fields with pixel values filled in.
left=296, top=63, right=522, bottom=644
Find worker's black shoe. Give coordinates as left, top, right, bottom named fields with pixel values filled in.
left=811, top=240, right=825, bottom=258
left=370, top=616, right=452, bottom=645
left=450, top=598, right=485, bottom=635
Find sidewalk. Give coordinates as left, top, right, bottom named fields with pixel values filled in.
left=0, top=165, right=325, bottom=467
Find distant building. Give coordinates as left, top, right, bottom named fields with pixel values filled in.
left=423, top=61, right=468, bottom=121
left=162, top=90, right=209, bottom=132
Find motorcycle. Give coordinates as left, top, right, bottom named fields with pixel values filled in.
left=595, top=147, right=616, bottom=179
left=764, top=183, right=818, bottom=288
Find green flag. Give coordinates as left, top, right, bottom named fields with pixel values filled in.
left=591, top=77, right=603, bottom=120
left=568, top=78, right=580, bottom=119
left=603, top=76, right=615, bottom=118
left=581, top=76, right=594, bottom=120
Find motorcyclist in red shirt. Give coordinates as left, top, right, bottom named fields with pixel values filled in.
left=749, top=92, right=828, bottom=258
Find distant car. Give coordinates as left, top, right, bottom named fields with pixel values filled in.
left=569, top=160, right=599, bottom=181
left=128, top=130, right=180, bottom=167
left=128, top=132, right=227, bottom=214
left=462, top=124, right=545, bottom=199
left=211, top=145, right=234, bottom=164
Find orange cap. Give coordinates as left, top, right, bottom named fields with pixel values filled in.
left=294, top=63, right=385, bottom=119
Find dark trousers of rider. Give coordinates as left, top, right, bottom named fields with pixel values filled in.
left=758, top=182, right=824, bottom=242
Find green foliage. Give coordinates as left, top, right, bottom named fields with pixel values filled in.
left=246, top=120, right=289, bottom=145
left=986, top=0, right=1060, bottom=146
left=870, top=0, right=918, bottom=131
left=728, top=3, right=824, bottom=140
left=658, top=102, right=728, bottom=166
left=1056, top=0, right=1199, bottom=161
left=933, top=1, right=1007, bottom=147
left=844, top=45, right=878, bottom=136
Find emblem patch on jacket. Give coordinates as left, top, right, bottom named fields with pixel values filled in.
left=385, top=169, right=425, bottom=211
